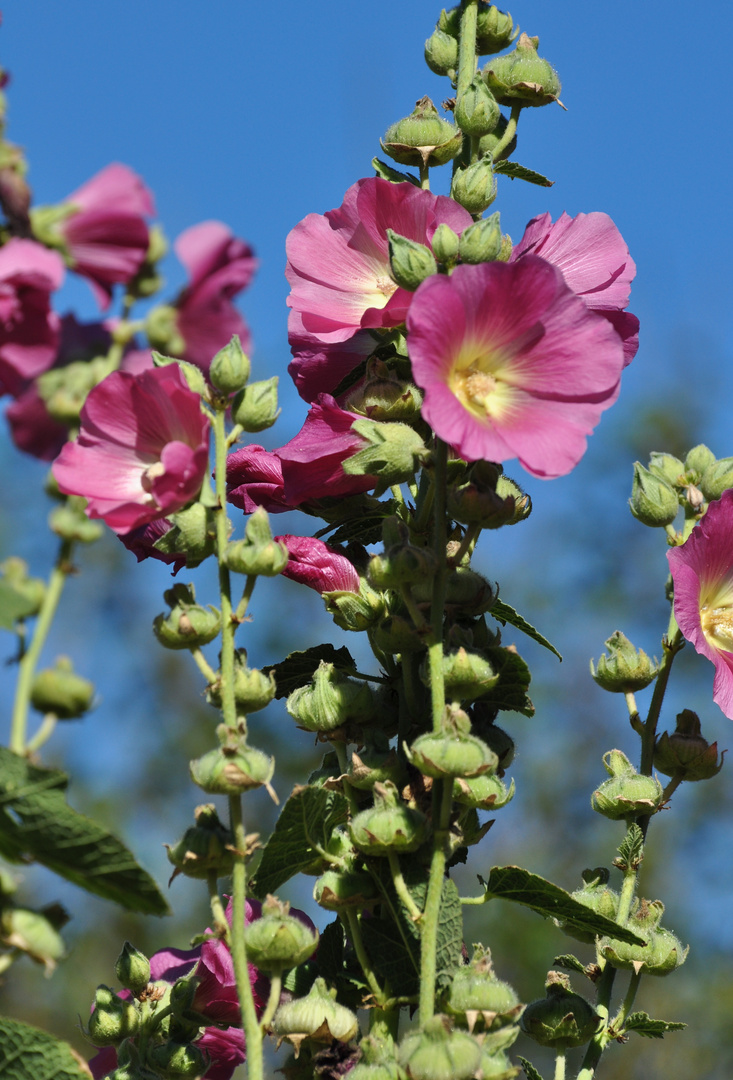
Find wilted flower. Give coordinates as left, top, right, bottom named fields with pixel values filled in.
left=276, top=535, right=360, bottom=594
left=0, top=238, right=64, bottom=396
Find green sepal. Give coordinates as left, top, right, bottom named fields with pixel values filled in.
left=151, top=350, right=208, bottom=397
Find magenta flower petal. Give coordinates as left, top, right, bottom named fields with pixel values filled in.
left=407, top=258, right=625, bottom=478
left=0, top=238, right=64, bottom=395
left=276, top=535, right=360, bottom=594
left=226, top=445, right=291, bottom=514
left=668, top=490, right=733, bottom=719
left=288, top=328, right=376, bottom=403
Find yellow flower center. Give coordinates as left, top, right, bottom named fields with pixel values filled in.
left=375, top=275, right=398, bottom=299
left=448, top=347, right=516, bottom=422
left=701, top=604, right=733, bottom=652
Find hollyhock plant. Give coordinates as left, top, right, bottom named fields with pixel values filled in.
left=285, top=176, right=472, bottom=344
left=53, top=364, right=209, bottom=534
left=510, top=210, right=639, bottom=365
left=0, top=238, right=64, bottom=396
left=276, top=535, right=361, bottom=594
left=668, top=490, right=733, bottom=720
left=406, top=256, right=626, bottom=478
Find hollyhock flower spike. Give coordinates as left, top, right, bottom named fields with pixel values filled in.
left=0, top=238, right=64, bottom=396
left=276, top=535, right=361, bottom=594
left=285, top=176, right=472, bottom=344
left=407, top=257, right=627, bottom=478
left=511, top=210, right=639, bottom=366
left=668, top=490, right=733, bottom=719
left=53, top=364, right=209, bottom=534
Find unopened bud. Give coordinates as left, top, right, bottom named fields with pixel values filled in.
left=343, top=419, right=428, bottom=494
left=209, top=335, right=250, bottom=394
left=458, top=213, right=503, bottom=266
left=453, top=771, right=514, bottom=810
left=231, top=377, right=280, bottom=433
left=314, top=868, right=379, bottom=911
left=599, top=900, right=688, bottom=976
left=273, top=976, right=359, bottom=1049
left=153, top=583, right=221, bottom=650
left=350, top=780, right=427, bottom=855
left=387, top=230, right=437, bottom=291
left=647, top=452, right=685, bottom=488
left=653, top=708, right=725, bottom=782
left=478, top=113, right=517, bottom=162
left=147, top=1042, right=206, bottom=1078
left=483, top=33, right=561, bottom=108
left=629, top=462, right=679, bottom=527
left=590, top=631, right=658, bottom=693
left=287, top=661, right=378, bottom=733
left=225, top=507, right=289, bottom=576
left=86, top=986, right=139, bottom=1046
left=684, top=443, right=716, bottom=479
left=455, top=75, right=500, bottom=137
left=244, top=897, right=319, bottom=973
left=381, top=97, right=463, bottom=169
left=30, top=657, right=94, bottom=719
left=431, top=222, right=460, bottom=264
left=49, top=501, right=104, bottom=544
left=409, top=728, right=497, bottom=779
left=324, top=579, right=386, bottom=632
left=556, top=868, right=620, bottom=944
left=190, top=730, right=275, bottom=797
left=520, top=973, right=599, bottom=1048
left=114, top=943, right=151, bottom=997
left=451, top=158, right=497, bottom=215
left=424, top=28, right=458, bottom=76
left=165, top=804, right=235, bottom=880
left=398, top=1015, right=482, bottom=1080
left=700, top=457, right=733, bottom=501
left=591, top=749, right=664, bottom=820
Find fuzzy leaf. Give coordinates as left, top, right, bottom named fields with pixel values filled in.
left=0, top=580, right=40, bottom=631
left=264, top=645, right=356, bottom=700
left=0, top=749, right=169, bottom=915
left=321, top=509, right=392, bottom=546
left=623, top=1012, right=686, bottom=1039
left=491, top=599, right=562, bottom=660
left=493, top=160, right=554, bottom=187
left=372, top=157, right=420, bottom=186
left=0, top=1016, right=92, bottom=1079
left=480, top=646, right=534, bottom=715
left=483, top=866, right=645, bottom=946
left=552, top=954, right=588, bottom=975
left=250, top=786, right=349, bottom=897
left=617, top=823, right=644, bottom=870
left=518, top=1058, right=545, bottom=1080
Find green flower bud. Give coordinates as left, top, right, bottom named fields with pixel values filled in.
left=287, top=661, right=378, bottom=733
left=590, top=631, right=658, bottom=693
left=411, top=567, right=497, bottom=617
left=344, top=418, right=428, bottom=494
left=700, top=456, right=733, bottom=500
left=398, top=1015, right=482, bottom=1080
left=244, top=896, right=319, bottom=973
left=190, top=735, right=275, bottom=797
left=348, top=744, right=407, bottom=790
left=49, top=501, right=104, bottom=544
left=455, top=76, right=500, bottom=137
left=30, top=656, right=94, bottom=719
left=684, top=443, right=715, bottom=478
left=300, top=826, right=355, bottom=877
left=206, top=650, right=277, bottom=712
left=350, top=780, right=427, bottom=855
left=445, top=947, right=523, bottom=1032
left=151, top=352, right=208, bottom=397
left=653, top=709, right=725, bottom=782
left=209, top=335, right=251, bottom=394
left=473, top=1048, right=518, bottom=1079
left=437, top=647, right=500, bottom=703
left=114, top=942, right=151, bottom=997
left=599, top=900, right=688, bottom=976
left=231, top=376, right=280, bottom=433
left=457, top=213, right=503, bottom=267
left=152, top=502, right=216, bottom=566
left=424, top=28, right=458, bottom=76
left=147, top=1041, right=207, bottom=1077
left=165, top=803, right=234, bottom=880
left=409, top=729, right=497, bottom=779
left=145, top=304, right=186, bottom=358
left=478, top=113, right=517, bottom=162
left=440, top=5, right=518, bottom=56
left=345, top=360, right=423, bottom=423
left=225, top=507, right=289, bottom=576
left=372, top=613, right=427, bottom=655
left=483, top=33, right=561, bottom=108
left=647, top=452, right=685, bottom=488
left=556, top=868, right=619, bottom=944
left=86, top=985, right=139, bottom=1046
left=273, top=976, right=359, bottom=1052
left=0, top=558, right=46, bottom=620
left=629, top=462, right=679, bottom=527
left=453, top=772, right=514, bottom=810
left=37, top=354, right=116, bottom=425
left=431, top=223, right=460, bottom=264
left=368, top=547, right=437, bottom=591
left=314, top=868, right=380, bottom=911
left=521, top=973, right=599, bottom=1049
left=324, top=579, right=386, bottom=632
left=451, top=158, right=497, bottom=215
left=387, top=230, right=437, bottom=292
left=381, top=97, right=463, bottom=168
left=153, top=583, right=221, bottom=650
left=494, top=474, right=531, bottom=522
left=591, top=749, right=664, bottom=820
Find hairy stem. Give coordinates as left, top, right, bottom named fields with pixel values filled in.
left=418, top=778, right=453, bottom=1024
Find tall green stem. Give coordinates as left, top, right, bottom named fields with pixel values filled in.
left=428, top=440, right=448, bottom=734
left=640, top=615, right=683, bottom=776
left=418, top=778, right=453, bottom=1025
left=456, top=0, right=478, bottom=100
left=212, top=407, right=237, bottom=732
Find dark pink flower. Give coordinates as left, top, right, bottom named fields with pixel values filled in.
left=276, top=535, right=360, bottom=594
left=668, top=490, right=733, bottom=719
left=406, top=257, right=626, bottom=478
left=277, top=395, right=376, bottom=503
left=288, top=329, right=377, bottom=403
left=285, top=177, right=472, bottom=344
left=174, top=221, right=257, bottom=373
left=118, top=518, right=187, bottom=572
left=194, top=899, right=270, bottom=1026
left=58, top=163, right=154, bottom=308
left=0, top=238, right=64, bottom=396
left=53, top=364, right=209, bottom=534
left=510, top=210, right=639, bottom=366
left=226, top=445, right=291, bottom=514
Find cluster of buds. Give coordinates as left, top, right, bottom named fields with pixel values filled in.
left=590, top=631, right=657, bottom=694
left=630, top=444, right=733, bottom=529
left=190, top=721, right=275, bottom=798
left=598, top=899, right=689, bottom=977
left=153, top=582, right=220, bottom=651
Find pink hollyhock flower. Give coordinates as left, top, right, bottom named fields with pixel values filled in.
left=285, top=177, right=472, bottom=344
left=174, top=221, right=257, bottom=373
left=511, top=211, right=639, bottom=366
left=288, top=329, right=377, bottom=403
left=226, top=445, right=291, bottom=514
left=118, top=518, right=187, bottom=572
left=277, top=394, right=376, bottom=504
left=406, top=257, right=626, bottom=479
left=53, top=364, right=209, bottom=534
left=57, top=163, right=154, bottom=309
left=0, top=238, right=64, bottom=396
left=668, top=490, right=733, bottom=719
left=276, top=535, right=360, bottom=594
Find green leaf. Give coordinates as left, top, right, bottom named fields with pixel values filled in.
left=0, top=748, right=169, bottom=916
left=493, top=160, right=554, bottom=187
left=250, top=785, right=349, bottom=897
left=372, top=157, right=420, bottom=186
left=480, top=646, right=534, bottom=716
left=322, top=507, right=392, bottom=546
left=0, top=1016, right=92, bottom=1079
left=552, top=953, right=588, bottom=976
left=264, top=645, right=356, bottom=700
left=0, top=580, right=39, bottom=631
left=518, top=1057, right=546, bottom=1080
left=623, top=1011, right=687, bottom=1039
left=483, top=866, right=645, bottom=946
left=617, top=823, right=644, bottom=870
left=491, top=599, right=562, bottom=661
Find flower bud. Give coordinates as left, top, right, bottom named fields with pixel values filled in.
left=450, top=158, right=497, bottom=215
left=368, top=547, right=437, bottom=591
left=653, top=708, right=725, bottom=782
left=165, top=803, right=234, bottom=880
left=398, top=1015, right=482, bottom=1080
left=453, top=772, right=514, bottom=810
left=408, top=729, right=497, bottom=779
left=114, top=942, right=151, bottom=997
left=147, top=1042, right=207, bottom=1078
left=599, top=900, right=688, bottom=976
left=244, top=896, right=319, bottom=973
left=190, top=736, right=275, bottom=797
left=483, top=33, right=561, bottom=108
left=209, top=335, right=251, bottom=395
left=350, top=780, right=427, bottom=855
left=156, top=502, right=216, bottom=565
left=381, top=97, right=463, bottom=168
left=49, top=501, right=104, bottom=544
left=440, top=5, right=518, bottom=56
left=314, top=868, right=379, bottom=911
left=287, top=661, right=378, bottom=733
left=437, top=647, right=500, bottom=703
left=478, top=113, right=517, bottom=162
left=457, top=213, right=503, bottom=267
left=445, top=946, right=523, bottom=1032
left=629, top=462, right=679, bottom=527
left=431, top=223, right=460, bottom=264
left=494, top=474, right=531, bottom=522
left=413, top=567, right=497, bottom=616
left=273, top=976, right=359, bottom=1052
left=207, top=651, right=277, bottom=712
left=145, top=305, right=186, bottom=358
left=225, top=507, right=289, bottom=577
left=556, top=868, right=619, bottom=944
left=591, top=749, right=664, bottom=820
left=343, top=419, right=428, bottom=494
left=590, top=631, right=658, bottom=693
left=700, top=456, right=733, bottom=501
left=520, top=973, right=599, bottom=1048
left=37, top=355, right=116, bottom=426
left=30, top=657, right=94, bottom=719
left=387, top=230, right=437, bottom=292
left=455, top=76, right=500, bottom=137
left=0, top=558, right=46, bottom=620
left=231, top=377, right=280, bottom=433
left=324, top=579, right=386, bottom=632
left=345, top=360, right=424, bottom=423
left=153, top=583, right=221, bottom=650
left=86, top=985, right=139, bottom=1046
left=348, top=743, right=407, bottom=791
left=424, top=28, right=458, bottom=76
left=372, top=613, right=427, bottom=655
left=684, top=443, right=715, bottom=479
left=647, top=452, right=685, bottom=488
